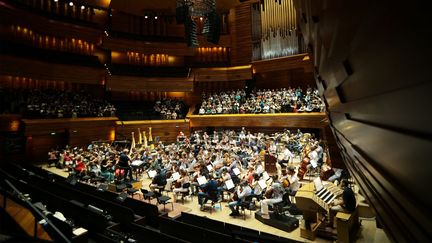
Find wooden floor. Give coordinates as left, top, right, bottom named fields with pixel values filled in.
left=42, top=165, right=389, bottom=243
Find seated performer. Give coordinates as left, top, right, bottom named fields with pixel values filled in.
left=329, top=179, right=356, bottom=227
left=286, top=166, right=300, bottom=196
left=260, top=181, right=284, bottom=219
left=172, top=170, right=190, bottom=203
left=198, top=175, right=219, bottom=210
left=149, top=169, right=167, bottom=191
left=228, top=180, right=252, bottom=217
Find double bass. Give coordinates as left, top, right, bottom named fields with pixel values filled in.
left=297, top=156, right=309, bottom=180
left=320, top=152, right=334, bottom=180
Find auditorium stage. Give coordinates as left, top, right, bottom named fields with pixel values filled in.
left=42, top=165, right=388, bottom=243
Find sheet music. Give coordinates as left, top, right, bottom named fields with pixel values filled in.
left=258, top=179, right=267, bottom=190
left=206, top=164, right=213, bottom=172
left=232, top=167, right=241, bottom=176
left=225, top=179, right=235, bottom=190
left=197, top=176, right=207, bottom=185
left=314, top=177, right=324, bottom=192
left=73, top=227, right=88, bottom=236
left=148, top=170, right=157, bottom=178
left=262, top=171, right=270, bottom=181
left=131, top=160, right=144, bottom=166
left=172, top=172, right=180, bottom=181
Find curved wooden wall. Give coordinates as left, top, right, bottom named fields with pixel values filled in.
left=188, top=113, right=327, bottom=128
left=295, top=0, right=432, bottom=241
left=0, top=55, right=105, bottom=85
left=115, top=120, right=190, bottom=144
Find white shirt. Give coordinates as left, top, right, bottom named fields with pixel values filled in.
left=308, top=150, right=319, bottom=168
left=237, top=185, right=252, bottom=200
left=282, top=148, right=294, bottom=161
left=288, top=173, right=300, bottom=192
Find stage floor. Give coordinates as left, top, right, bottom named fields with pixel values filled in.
left=42, top=165, right=389, bottom=243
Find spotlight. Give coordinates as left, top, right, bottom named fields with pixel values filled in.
left=53, top=0, right=58, bottom=2
left=200, top=17, right=203, bottom=21
left=144, top=15, right=148, bottom=19
left=81, top=5, right=85, bottom=10
left=69, top=2, right=73, bottom=6
left=154, top=16, right=158, bottom=19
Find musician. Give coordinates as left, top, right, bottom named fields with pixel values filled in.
left=228, top=180, right=252, bottom=217
left=279, top=145, right=294, bottom=166
left=306, top=146, right=320, bottom=171
left=286, top=166, right=300, bottom=196
left=198, top=175, right=219, bottom=210
left=217, top=168, right=231, bottom=191
left=327, top=168, right=344, bottom=183
left=260, top=181, right=284, bottom=219
left=48, top=149, right=59, bottom=167
left=245, top=166, right=255, bottom=184
left=100, top=159, right=114, bottom=182
left=117, top=149, right=133, bottom=181
left=173, top=170, right=190, bottom=203
left=73, top=156, right=86, bottom=175
left=250, top=173, right=264, bottom=197
left=330, top=179, right=356, bottom=227
left=149, top=169, right=167, bottom=191
left=177, top=131, right=186, bottom=143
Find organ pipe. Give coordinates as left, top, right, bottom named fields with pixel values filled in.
left=258, top=0, right=299, bottom=60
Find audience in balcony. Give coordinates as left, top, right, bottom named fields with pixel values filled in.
left=0, top=88, right=116, bottom=118
left=197, top=87, right=325, bottom=115
left=153, top=98, right=188, bottom=120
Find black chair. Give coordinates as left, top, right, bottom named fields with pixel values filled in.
left=239, top=195, right=257, bottom=220
left=157, top=195, right=173, bottom=212
left=127, top=188, right=139, bottom=199
left=176, top=183, right=192, bottom=204
left=203, top=195, right=222, bottom=214
left=140, top=189, right=155, bottom=202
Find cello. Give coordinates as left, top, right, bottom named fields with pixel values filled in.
left=297, top=156, right=309, bottom=180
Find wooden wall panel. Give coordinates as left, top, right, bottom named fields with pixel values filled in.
left=115, top=120, right=190, bottom=144
left=106, top=75, right=193, bottom=92
left=230, top=3, right=253, bottom=66
left=0, top=3, right=102, bottom=43
left=188, top=113, right=327, bottom=128
left=23, top=117, right=117, bottom=137
left=197, top=34, right=232, bottom=47
left=252, top=54, right=313, bottom=73
left=102, top=36, right=194, bottom=56
left=192, top=65, right=252, bottom=82
left=254, top=68, right=315, bottom=89
left=296, top=0, right=432, bottom=241
left=0, top=55, right=105, bottom=85
left=0, top=115, right=21, bottom=132
left=23, top=117, right=117, bottom=162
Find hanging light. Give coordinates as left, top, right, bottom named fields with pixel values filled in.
left=69, top=2, right=73, bottom=6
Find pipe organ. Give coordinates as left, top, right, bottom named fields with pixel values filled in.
left=252, top=0, right=304, bottom=60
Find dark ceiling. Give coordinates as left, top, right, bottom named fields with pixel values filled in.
left=110, top=0, right=241, bottom=15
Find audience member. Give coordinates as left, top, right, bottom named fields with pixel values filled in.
left=0, top=88, right=116, bottom=118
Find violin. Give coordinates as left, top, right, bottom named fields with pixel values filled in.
left=282, top=178, right=290, bottom=188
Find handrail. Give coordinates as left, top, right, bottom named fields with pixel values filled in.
left=4, top=179, right=72, bottom=243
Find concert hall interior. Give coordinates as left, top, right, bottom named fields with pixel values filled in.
left=0, top=0, right=430, bottom=242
